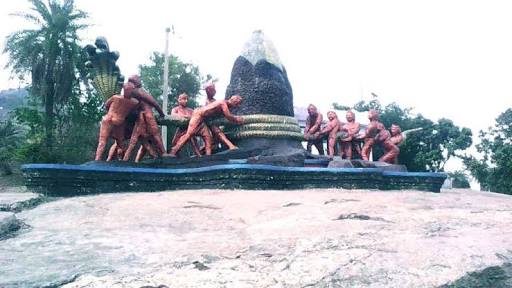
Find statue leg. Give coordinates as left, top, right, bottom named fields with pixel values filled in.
left=197, top=125, right=213, bottom=155
left=343, top=141, right=353, bottom=159
left=95, top=118, right=114, bottom=161
left=379, top=142, right=399, bottom=164
left=211, top=125, right=237, bottom=150
left=327, top=137, right=336, bottom=156
left=353, top=141, right=363, bottom=159
left=190, top=137, right=202, bottom=156
left=315, top=139, right=325, bottom=155
left=361, top=138, right=375, bottom=161
left=107, top=143, right=118, bottom=161
left=144, top=112, right=166, bottom=155
left=169, top=113, right=203, bottom=156
left=123, top=117, right=145, bottom=161
left=135, top=145, right=145, bottom=163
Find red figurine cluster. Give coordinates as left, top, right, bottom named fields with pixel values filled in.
left=304, top=106, right=404, bottom=164
left=95, top=79, right=244, bottom=161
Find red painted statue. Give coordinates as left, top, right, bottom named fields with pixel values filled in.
left=168, top=95, right=244, bottom=157
left=304, top=104, right=324, bottom=155
left=202, top=82, right=238, bottom=152
left=314, top=111, right=340, bottom=156
left=339, top=110, right=363, bottom=159
left=170, top=93, right=202, bottom=156
left=128, top=75, right=167, bottom=157
left=361, top=109, right=399, bottom=164
left=95, top=82, right=139, bottom=161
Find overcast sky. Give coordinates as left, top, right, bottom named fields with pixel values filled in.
left=1, top=0, right=512, bottom=174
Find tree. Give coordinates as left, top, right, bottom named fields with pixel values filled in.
left=333, top=96, right=472, bottom=172
left=3, top=0, right=89, bottom=150
left=139, top=52, right=202, bottom=110
left=0, top=120, right=21, bottom=175
left=463, top=109, right=512, bottom=194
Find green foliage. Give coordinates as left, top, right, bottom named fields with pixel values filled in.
left=13, top=91, right=103, bottom=164
left=3, top=0, right=89, bottom=149
left=463, top=108, right=512, bottom=194
left=0, top=120, right=21, bottom=175
left=0, top=88, right=28, bottom=121
left=139, top=52, right=202, bottom=109
left=333, top=95, right=472, bottom=172
left=1, top=0, right=103, bottom=164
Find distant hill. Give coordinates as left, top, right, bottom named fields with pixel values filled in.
left=0, top=88, right=28, bottom=121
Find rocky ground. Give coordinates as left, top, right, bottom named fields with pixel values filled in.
left=0, top=181, right=511, bottom=287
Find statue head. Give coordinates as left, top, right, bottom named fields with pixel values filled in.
left=368, top=109, right=379, bottom=121
left=123, top=82, right=135, bottom=98
left=178, top=93, right=189, bottom=107
left=307, top=104, right=318, bottom=116
left=346, top=110, right=355, bottom=122
left=128, top=75, right=142, bottom=88
left=391, top=124, right=401, bottom=136
left=205, top=82, right=216, bottom=99
left=228, top=95, right=243, bottom=107
left=327, top=111, right=337, bottom=121
left=94, top=37, right=109, bottom=50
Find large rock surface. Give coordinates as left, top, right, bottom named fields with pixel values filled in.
left=1, top=189, right=512, bottom=287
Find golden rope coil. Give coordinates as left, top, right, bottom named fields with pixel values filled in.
left=227, top=130, right=304, bottom=140
left=227, top=123, right=301, bottom=133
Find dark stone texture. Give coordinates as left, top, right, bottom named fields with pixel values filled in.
left=225, top=56, right=294, bottom=116
left=327, top=158, right=355, bottom=168
left=21, top=163, right=447, bottom=197
left=439, top=262, right=512, bottom=287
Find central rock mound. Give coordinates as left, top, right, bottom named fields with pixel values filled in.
left=225, top=30, right=294, bottom=116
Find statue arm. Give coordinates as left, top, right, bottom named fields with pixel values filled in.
left=310, top=114, right=323, bottom=132
left=105, top=97, right=114, bottom=111
left=221, top=103, right=243, bottom=124
left=134, top=89, right=165, bottom=117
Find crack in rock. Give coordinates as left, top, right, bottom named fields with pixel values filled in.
left=182, top=204, right=221, bottom=210
left=282, top=202, right=301, bottom=207
left=335, top=213, right=390, bottom=222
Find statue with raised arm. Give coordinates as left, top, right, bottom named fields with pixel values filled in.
left=95, top=82, right=139, bottom=161
left=314, top=111, right=340, bottom=156
left=168, top=95, right=244, bottom=157
left=304, top=104, right=324, bottom=155
left=339, top=110, right=363, bottom=159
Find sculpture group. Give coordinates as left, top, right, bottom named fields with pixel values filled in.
left=94, top=79, right=244, bottom=162
left=304, top=105, right=404, bottom=164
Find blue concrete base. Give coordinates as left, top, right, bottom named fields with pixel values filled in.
left=22, top=163, right=447, bottom=196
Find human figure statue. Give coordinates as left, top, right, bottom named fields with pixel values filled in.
left=95, top=82, right=139, bottom=161
left=205, top=82, right=216, bottom=105
left=170, top=93, right=202, bottom=156
left=388, top=124, right=404, bottom=164
left=339, top=110, right=362, bottom=159
left=361, top=109, right=399, bottom=163
left=127, top=75, right=167, bottom=156
left=314, top=111, right=340, bottom=156
left=106, top=112, right=160, bottom=162
left=304, top=104, right=324, bottom=155
left=168, top=95, right=244, bottom=157
left=201, top=82, right=238, bottom=152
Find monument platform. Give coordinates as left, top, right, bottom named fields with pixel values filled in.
left=22, top=160, right=446, bottom=196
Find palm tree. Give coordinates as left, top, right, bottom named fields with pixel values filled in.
left=3, top=0, right=88, bottom=149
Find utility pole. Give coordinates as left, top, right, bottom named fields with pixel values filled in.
left=161, top=27, right=171, bottom=150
